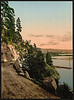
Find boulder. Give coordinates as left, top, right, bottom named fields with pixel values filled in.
left=24, top=71, right=30, bottom=79
left=43, top=76, right=57, bottom=92
left=19, top=72, right=25, bottom=76
left=13, top=59, right=23, bottom=74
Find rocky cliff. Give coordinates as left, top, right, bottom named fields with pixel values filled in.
left=1, top=42, right=20, bottom=62
left=1, top=42, right=60, bottom=99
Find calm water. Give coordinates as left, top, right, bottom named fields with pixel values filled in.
left=52, top=56, right=73, bottom=90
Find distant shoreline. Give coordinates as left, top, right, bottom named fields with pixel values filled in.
left=54, top=66, right=72, bottom=69
left=40, top=48, right=73, bottom=54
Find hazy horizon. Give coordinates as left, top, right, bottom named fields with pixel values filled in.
left=9, top=1, right=73, bottom=50
left=38, top=48, right=73, bottom=50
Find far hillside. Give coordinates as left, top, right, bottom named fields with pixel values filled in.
left=40, top=48, right=73, bottom=54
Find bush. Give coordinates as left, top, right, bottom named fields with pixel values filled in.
left=44, top=63, right=60, bottom=79
left=46, top=52, right=53, bottom=67
left=56, top=82, right=73, bottom=99
left=2, top=36, right=9, bottom=44
left=26, top=50, right=46, bottom=81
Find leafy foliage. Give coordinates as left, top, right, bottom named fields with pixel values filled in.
left=1, top=1, right=26, bottom=56
left=26, top=46, right=46, bottom=80
left=45, top=63, right=60, bottom=79
left=46, top=52, right=53, bottom=67
left=1, top=1, right=15, bottom=42
left=21, top=40, right=60, bottom=82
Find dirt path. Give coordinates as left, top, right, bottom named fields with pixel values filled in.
left=1, top=62, right=60, bottom=99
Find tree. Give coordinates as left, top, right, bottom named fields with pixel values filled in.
left=5, top=7, right=15, bottom=42
left=33, top=43, right=37, bottom=53
left=1, top=1, right=24, bottom=45
left=33, top=43, right=36, bottom=48
left=28, top=45, right=34, bottom=54
left=16, top=17, right=22, bottom=42
left=1, top=1, right=8, bottom=33
left=46, top=52, right=53, bottom=67
left=24, top=40, right=30, bottom=49
left=16, top=17, right=22, bottom=33
left=1, top=1, right=15, bottom=43
left=27, top=50, right=46, bottom=81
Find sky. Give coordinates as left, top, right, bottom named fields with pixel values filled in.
left=9, top=1, right=73, bottom=50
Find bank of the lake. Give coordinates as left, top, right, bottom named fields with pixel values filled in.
left=52, top=55, right=73, bottom=90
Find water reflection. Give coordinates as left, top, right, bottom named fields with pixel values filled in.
left=52, top=56, right=73, bottom=68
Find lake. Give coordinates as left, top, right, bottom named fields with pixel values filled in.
left=52, top=56, right=73, bottom=90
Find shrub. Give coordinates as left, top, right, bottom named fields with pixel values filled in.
left=46, top=52, right=53, bottom=67
left=26, top=50, right=46, bottom=81
left=56, top=82, right=73, bottom=99
left=2, top=36, right=9, bottom=44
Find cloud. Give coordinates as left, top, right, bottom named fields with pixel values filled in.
left=65, top=31, right=72, bottom=35
left=40, top=41, right=58, bottom=46
left=61, top=33, right=71, bottom=42
left=48, top=41, right=58, bottom=45
left=48, top=33, right=72, bottom=42
left=35, top=35, right=43, bottom=37
left=40, top=43, right=46, bottom=46
left=28, top=34, right=55, bottom=38
left=46, top=35, right=54, bottom=38
left=28, top=34, right=43, bottom=37
left=61, top=37, right=71, bottom=42
left=28, top=34, right=34, bottom=37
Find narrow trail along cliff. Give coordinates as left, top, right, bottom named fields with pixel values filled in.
left=1, top=62, right=59, bottom=99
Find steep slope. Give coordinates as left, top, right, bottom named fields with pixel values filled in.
left=1, top=62, right=60, bottom=99
left=1, top=42, right=60, bottom=99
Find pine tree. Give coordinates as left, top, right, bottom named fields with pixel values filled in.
left=16, top=17, right=22, bottom=42
left=5, top=7, right=15, bottom=41
left=1, top=1, right=15, bottom=43
left=16, top=17, right=22, bottom=33
left=34, top=43, right=36, bottom=48
left=1, top=1, right=8, bottom=34
left=46, top=51, right=53, bottom=67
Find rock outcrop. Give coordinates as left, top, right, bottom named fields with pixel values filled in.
left=1, top=42, right=19, bottom=62
left=43, top=76, right=57, bottom=92
left=13, top=59, right=24, bottom=74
